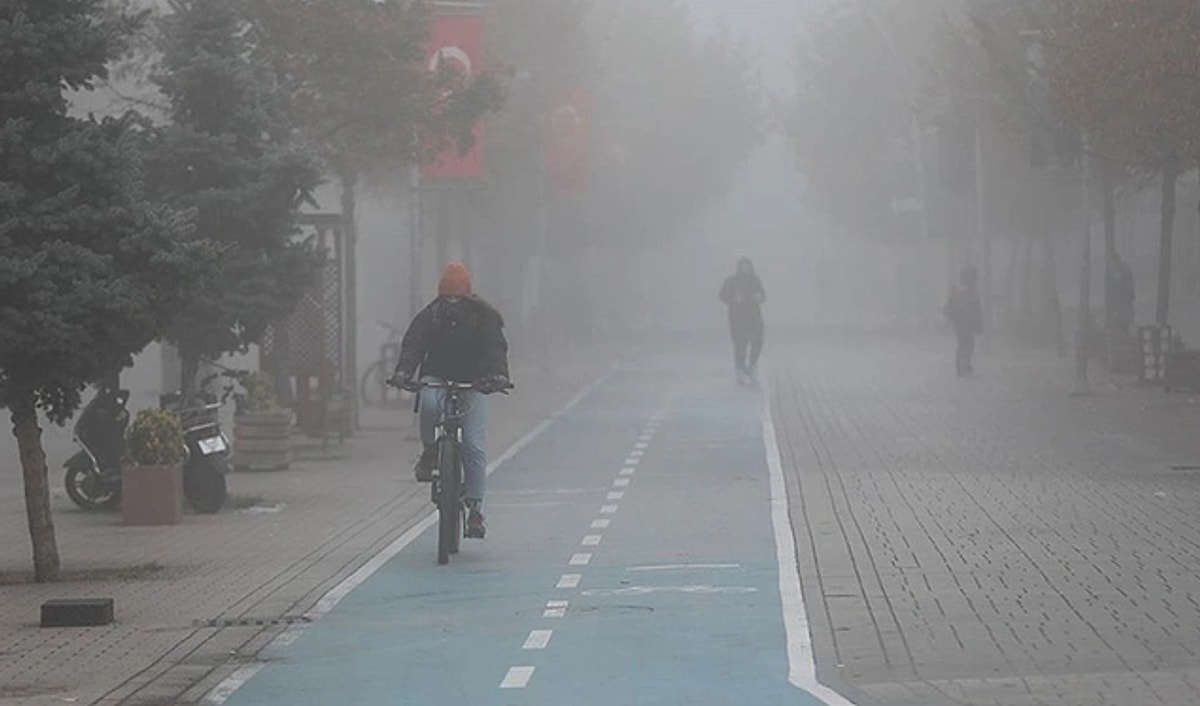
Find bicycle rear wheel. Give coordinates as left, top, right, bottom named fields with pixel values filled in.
left=436, top=439, right=460, bottom=565
left=360, top=360, right=406, bottom=409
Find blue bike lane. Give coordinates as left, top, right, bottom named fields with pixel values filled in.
left=213, top=361, right=845, bottom=706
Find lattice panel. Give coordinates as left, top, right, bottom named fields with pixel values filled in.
left=263, top=254, right=343, bottom=381
left=1138, top=324, right=1171, bottom=384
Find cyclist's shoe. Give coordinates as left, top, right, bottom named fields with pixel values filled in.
left=413, top=445, right=437, bottom=482
left=466, top=508, right=487, bottom=539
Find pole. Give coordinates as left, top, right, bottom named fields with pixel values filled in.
left=408, top=165, right=422, bottom=321
left=1072, top=148, right=1093, bottom=396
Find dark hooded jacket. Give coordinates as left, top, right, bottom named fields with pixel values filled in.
left=720, top=260, right=766, bottom=333
left=394, top=296, right=509, bottom=383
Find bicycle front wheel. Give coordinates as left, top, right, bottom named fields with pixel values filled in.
left=436, top=439, right=461, bottom=565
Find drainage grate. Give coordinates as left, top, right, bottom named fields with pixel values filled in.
left=194, top=615, right=313, bottom=628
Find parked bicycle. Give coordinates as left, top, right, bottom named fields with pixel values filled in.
left=388, top=378, right=512, bottom=564
left=361, top=321, right=406, bottom=409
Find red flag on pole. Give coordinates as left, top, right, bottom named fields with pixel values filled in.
left=546, top=88, right=592, bottom=194
left=421, top=12, right=485, bottom=181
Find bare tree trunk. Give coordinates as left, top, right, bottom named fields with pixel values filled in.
left=11, top=390, right=60, bottom=582
left=1157, top=164, right=1178, bottom=325
left=1073, top=158, right=1094, bottom=395
left=1021, top=237, right=1036, bottom=317
left=180, top=348, right=201, bottom=406
left=1101, top=161, right=1117, bottom=329
left=1005, top=238, right=1019, bottom=330
left=339, top=170, right=360, bottom=431
left=1042, top=231, right=1064, bottom=356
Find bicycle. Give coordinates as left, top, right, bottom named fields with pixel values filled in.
left=388, top=378, right=512, bottom=565
left=361, top=321, right=406, bottom=408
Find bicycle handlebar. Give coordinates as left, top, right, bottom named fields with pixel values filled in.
left=386, top=378, right=514, bottom=394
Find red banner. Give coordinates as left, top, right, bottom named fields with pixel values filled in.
left=421, top=13, right=485, bottom=181
left=546, top=88, right=591, bottom=194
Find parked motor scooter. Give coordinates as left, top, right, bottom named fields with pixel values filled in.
left=160, top=391, right=231, bottom=514
left=64, top=386, right=130, bottom=511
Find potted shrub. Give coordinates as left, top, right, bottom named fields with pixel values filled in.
left=122, top=408, right=186, bottom=526
left=232, top=370, right=293, bottom=471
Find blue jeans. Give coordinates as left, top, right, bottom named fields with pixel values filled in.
left=419, top=377, right=488, bottom=502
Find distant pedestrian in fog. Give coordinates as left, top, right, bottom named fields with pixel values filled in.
left=944, top=266, right=982, bottom=377
left=720, top=257, right=766, bottom=385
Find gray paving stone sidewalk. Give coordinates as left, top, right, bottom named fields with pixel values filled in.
left=771, top=335, right=1200, bottom=706
left=0, top=347, right=612, bottom=706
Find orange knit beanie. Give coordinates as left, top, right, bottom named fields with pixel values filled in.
left=437, top=262, right=473, bottom=298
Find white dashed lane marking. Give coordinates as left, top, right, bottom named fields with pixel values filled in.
left=523, top=630, right=554, bottom=650
left=500, top=666, right=535, bottom=689
left=497, top=410, right=669, bottom=696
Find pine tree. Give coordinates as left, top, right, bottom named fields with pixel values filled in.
left=0, top=0, right=208, bottom=581
left=147, top=0, right=322, bottom=393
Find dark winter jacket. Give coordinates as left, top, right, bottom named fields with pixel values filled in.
left=720, top=273, right=765, bottom=331
left=944, top=285, right=983, bottom=335
left=394, top=296, right=509, bottom=383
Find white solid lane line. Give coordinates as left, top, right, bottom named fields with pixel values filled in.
left=557, top=574, right=582, bottom=588
left=523, top=630, right=554, bottom=650
left=627, top=563, right=742, bottom=572
left=500, top=666, right=535, bottom=689
left=569, top=553, right=593, bottom=566
left=761, top=369, right=861, bottom=706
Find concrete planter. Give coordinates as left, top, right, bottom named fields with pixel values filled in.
left=234, top=411, right=293, bottom=471
left=121, top=464, right=183, bottom=526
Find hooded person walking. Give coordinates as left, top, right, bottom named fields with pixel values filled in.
left=719, top=257, right=766, bottom=385
left=944, top=266, right=983, bottom=377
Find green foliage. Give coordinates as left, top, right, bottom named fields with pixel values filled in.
left=247, top=0, right=504, bottom=181
left=125, top=408, right=185, bottom=467
left=0, top=0, right=212, bottom=425
left=586, top=0, right=763, bottom=247
left=229, top=369, right=281, bottom=414
left=483, top=0, right=762, bottom=253
left=1042, top=0, right=1200, bottom=167
left=146, top=0, right=323, bottom=382
left=789, top=4, right=914, bottom=234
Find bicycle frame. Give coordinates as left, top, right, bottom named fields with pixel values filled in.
left=424, top=380, right=474, bottom=564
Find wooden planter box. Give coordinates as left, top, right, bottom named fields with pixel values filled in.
left=234, top=411, right=293, bottom=471
left=1165, top=350, right=1200, bottom=392
left=121, top=464, right=183, bottom=526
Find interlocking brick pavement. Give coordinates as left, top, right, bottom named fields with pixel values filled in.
left=771, top=335, right=1200, bottom=706
left=0, top=346, right=612, bottom=706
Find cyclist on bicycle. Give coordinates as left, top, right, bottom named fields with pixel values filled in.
left=389, top=262, right=510, bottom=538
